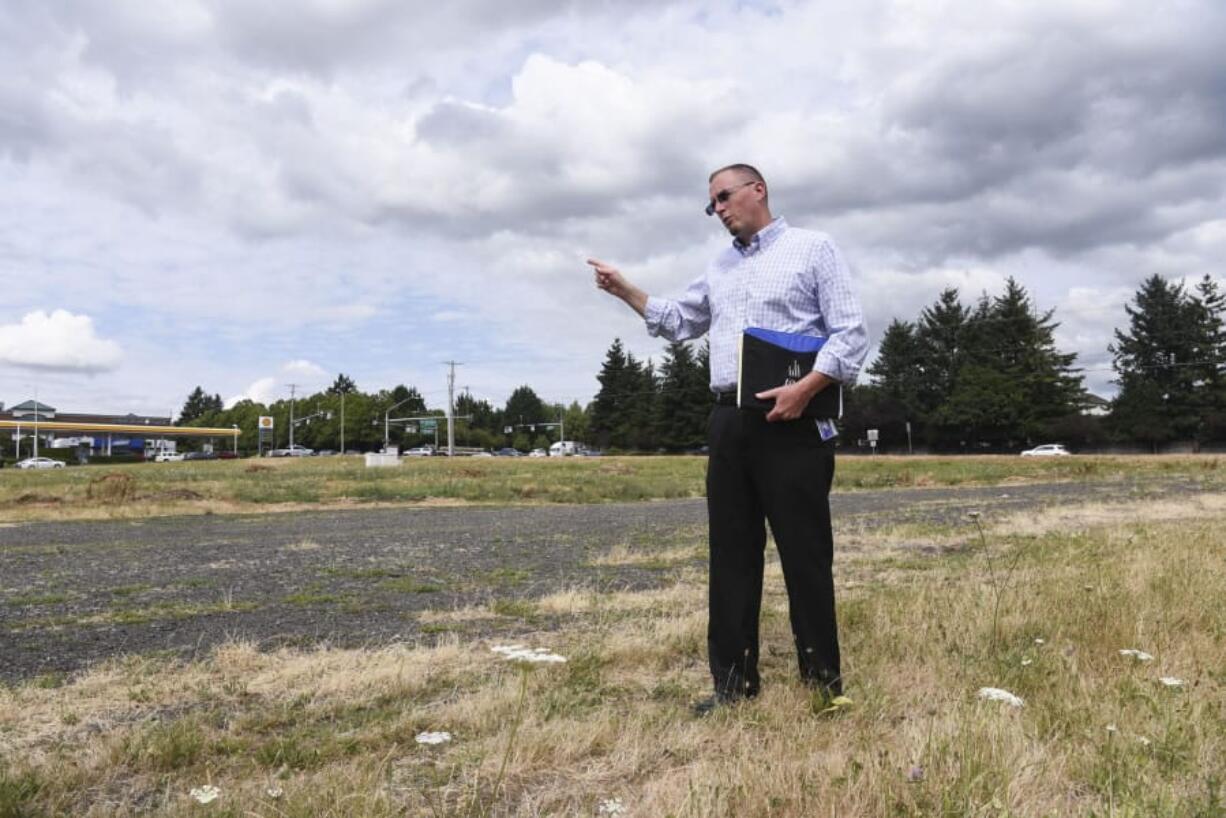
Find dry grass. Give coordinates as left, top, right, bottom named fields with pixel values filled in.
left=0, top=454, right=1222, bottom=524
left=2, top=496, right=1225, bottom=816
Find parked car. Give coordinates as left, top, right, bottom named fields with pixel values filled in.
left=577, top=448, right=603, bottom=457
left=528, top=448, right=548, bottom=458
left=1020, top=444, right=1071, bottom=457
left=183, top=451, right=217, bottom=461
left=286, top=444, right=313, bottom=457
left=403, top=446, right=434, bottom=457
left=472, top=451, right=494, bottom=458
left=494, top=447, right=523, bottom=457
left=154, top=452, right=185, bottom=462
left=548, top=441, right=582, bottom=457
left=16, top=457, right=64, bottom=469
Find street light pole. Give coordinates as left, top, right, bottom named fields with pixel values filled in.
left=288, top=384, right=298, bottom=451
left=340, top=391, right=346, bottom=454
left=384, top=395, right=417, bottom=452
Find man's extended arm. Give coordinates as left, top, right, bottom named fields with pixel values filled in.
left=589, top=257, right=711, bottom=342
left=588, top=258, right=648, bottom=317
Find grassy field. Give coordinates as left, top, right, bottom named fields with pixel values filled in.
left=0, top=453, right=1223, bottom=523
left=2, top=489, right=1224, bottom=815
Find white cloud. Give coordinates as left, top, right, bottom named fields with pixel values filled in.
left=0, top=310, right=122, bottom=372
left=224, top=376, right=278, bottom=409
left=282, top=359, right=327, bottom=379
left=2, top=0, right=1225, bottom=412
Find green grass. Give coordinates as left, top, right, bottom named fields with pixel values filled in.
left=2, top=454, right=1221, bottom=523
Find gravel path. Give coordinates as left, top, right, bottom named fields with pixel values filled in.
left=0, top=476, right=1212, bottom=682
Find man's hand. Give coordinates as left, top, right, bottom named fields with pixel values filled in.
left=588, top=257, right=648, bottom=317
left=756, top=371, right=833, bottom=422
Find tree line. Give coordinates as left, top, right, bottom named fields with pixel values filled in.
left=846, top=274, right=1226, bottom=452
left=183, top=272, right=1225, bottom=454
left=182, top=376, right=590, bottom=454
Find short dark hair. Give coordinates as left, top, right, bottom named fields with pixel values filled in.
left=709, top=163, right=766, bottom=185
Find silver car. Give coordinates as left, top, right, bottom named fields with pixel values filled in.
left=1020, top=444, right=1070, bottom=457
left=16, top=457, right=65, bottom=469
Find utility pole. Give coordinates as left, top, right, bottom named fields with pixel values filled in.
left=444, top=361, right=461, bottom=456
left=340, top=390, right=346, bottom=454
left=287, top=384, right=298, bottom=451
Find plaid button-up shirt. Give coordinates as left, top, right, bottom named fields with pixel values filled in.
left=644, top=217, right=869, bottom=392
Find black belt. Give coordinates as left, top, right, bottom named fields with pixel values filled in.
left=714, top=390, right=737, bottom=406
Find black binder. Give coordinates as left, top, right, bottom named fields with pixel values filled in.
left=737, top=327, right=841, bottom=418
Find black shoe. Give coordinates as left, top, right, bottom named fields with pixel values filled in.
left=692, top=693, right=740, bottom=717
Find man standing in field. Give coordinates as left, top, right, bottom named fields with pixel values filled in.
left=588, top=164, right=868, bottom=713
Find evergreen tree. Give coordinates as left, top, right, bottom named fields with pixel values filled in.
left=327, top=373, right=357, bottom=395
left=1110, top=275, right=1200, bottom=450
left=590, top=339, right=631, bottom=449
left=656, top=340, right=709, bottom=450
left=1189, top=275, right=1226, bottom=443
left=179, top=386, right=222, bottom=423
left=867, top=319, right=921, bottom=411
left=624, top=357, right=660, bottom=451
left=456, top=390, right=499, bottom=434
left=915, top=288, right=971, bottom=419
left=979, top=278, right=1084, bottom=444
left=912, top=288, right=972, bottom=447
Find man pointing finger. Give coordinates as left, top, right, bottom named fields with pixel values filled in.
left=589, top=163, right=868, bottom=714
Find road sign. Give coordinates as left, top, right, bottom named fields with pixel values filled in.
left=421, top=419, right=437, bottom=433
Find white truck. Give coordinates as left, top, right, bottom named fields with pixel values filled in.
left=548, top=441, right=582, bottom=457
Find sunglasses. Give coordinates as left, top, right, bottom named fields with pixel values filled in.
left=705, top=181, right=757, bottom=216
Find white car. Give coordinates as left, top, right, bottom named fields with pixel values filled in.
left=403, top=446, right=434, bottom=457
left=16, top=457, right=65, bottom=469
left=154, top=452, right=185, bottom=462
left=1020, top=444, right=1071, bottom=457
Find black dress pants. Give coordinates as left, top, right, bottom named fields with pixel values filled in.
left=705, top=405, right=840, bottom=699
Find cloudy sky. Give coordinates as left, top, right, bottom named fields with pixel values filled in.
left=2, top=0, right=1224, bottom=417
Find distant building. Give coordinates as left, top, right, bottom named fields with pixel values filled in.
left=1082, top=394, right=1111, bottom=417
left=2, top=399, right=174, bottom=457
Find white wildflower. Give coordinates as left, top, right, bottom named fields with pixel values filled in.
left=1034, top=638, right=1045, bottom=645
left=415, top=731, right=453, bottom=745
left=1118, top=649, right=1154, bottom=662
left=1138, top=736, right=1152, bottom=747
left=491, top=644, right=567, bottom=664
left=1159, top=677, right=1185, bottom=688
left=977, top=687, right=1024, bottom=708
left=1021, top=658, right=1033, bottom=666
left=266, top=786, right=284, bottom=799
left=1106, top=724, right=1118, bottom=734
left=598, top=797, right=627, bottom=815
left=190, top=785, right=220, bottom=804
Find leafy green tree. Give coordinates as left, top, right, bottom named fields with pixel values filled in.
left=504, top=385, right=549, bottom=428
left=562, top=401, right=589, bottom=445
